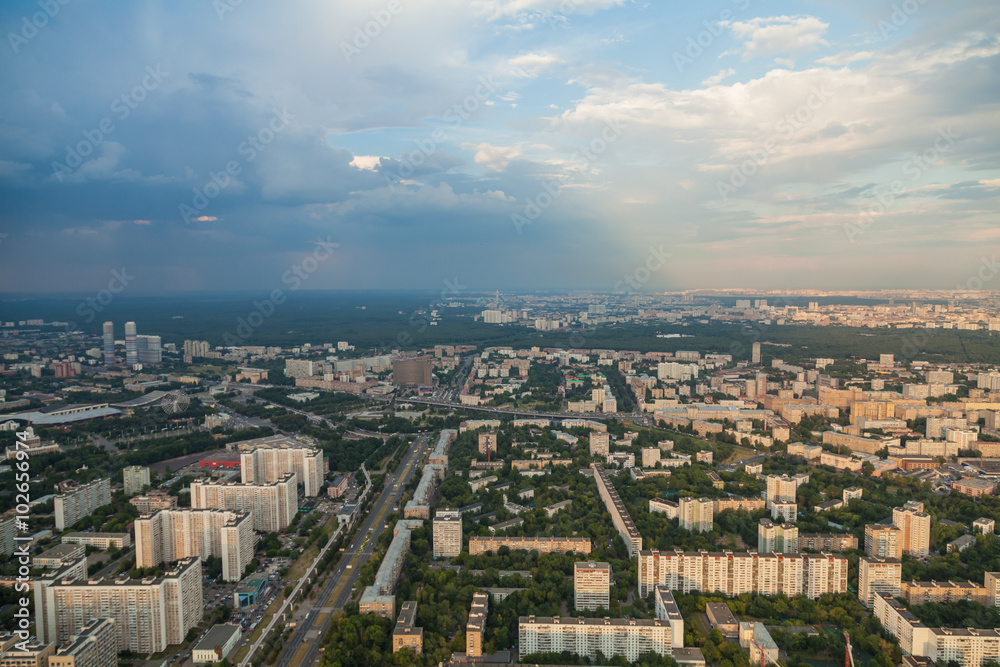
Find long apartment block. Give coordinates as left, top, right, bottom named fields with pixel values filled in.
left=135, top=508, right=255, bottom=581
left=36, top=557, right=202, bottom=654
left=637, top=549, right=847, bottom=599
left=236, top=435, right=324, bottom=497
left=592, top=464, right=642, bottom=557
left=360, top=520, right=423, bottom=619
left=189, top=473, right=297, bottom=532
left=468, top=536, right=592, bottom=556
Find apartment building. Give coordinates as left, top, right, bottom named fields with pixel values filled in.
left=987, top=573, right=1000, bottom=607
left=714, top=497, right=765, bottom=514
left=874, top=592, right=1000, bottom=667
left=771, top=501, right=797, bottom=523
left=799, top=533, right=858, bottom=552
left=129, top=491, right=178, bottom=514
left=589, top=432, right=610, bottom=457
left=858, top=557, right=902, bottom=608
left=902, top=580, right=988, bottom=606
left=679, top=498, right=713, bottom=534
left=432, top=509, right=462, bottom=558
left=865, top=524, right=904, bottom=559
left=468, top=536, right=592, bottom=556
left=574, top=562, right=611, bottom=611
left=519, top=615, right=681, bottom=662
left=37, top=558, right=202, bottom=654
left=237, top=436, right=323, bottom=497
left=637, top=550, right=847, bottom=599
left=135, top=509, right=254, bottom=582
left=893, top=506, right=932, bottom=557
left=592, top=464, right=642, bottom=557
left=41, top=618, right=117, bottom=667
left=764, top=474, right=808, bottom=508
left=122, top=466, right=150, bottom=497
left=189, top=473, right=297, bottom=532
left=758, top=520, right=798, bottom=553
left=405, top=464, right=446, bottom=519
left=54, top=478, right=111, bottom=531
left=650, top=498, right=680, bottom=518
left=360, top=520, right=423, bottom=618
left=466, top=593, right=488, bottom=658
left=33, top=544, right=86, bottom=569
left=392, top=601, right=423, bottom=655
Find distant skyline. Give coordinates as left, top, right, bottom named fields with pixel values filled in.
left=1, top=1, right=998, bottom=293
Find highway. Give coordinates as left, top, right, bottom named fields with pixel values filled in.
left=274, top=432, right=432, bottom=667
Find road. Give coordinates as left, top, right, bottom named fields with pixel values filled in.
left=273, top=433, right=432, bottom=667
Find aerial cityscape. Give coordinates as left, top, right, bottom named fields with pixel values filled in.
left=1, top=2, right=999, bottom=667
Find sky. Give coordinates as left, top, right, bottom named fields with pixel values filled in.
left=0, top=0, right=998, bottom=294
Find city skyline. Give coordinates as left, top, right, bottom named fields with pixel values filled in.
left=1, top=1, right=998, bottom=294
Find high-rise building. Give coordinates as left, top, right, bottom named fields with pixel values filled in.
left=758, top=519, right=798, bottom=553
left=122, top=466, right=150, bottom=497
left=865, top=523, right=903, bottom=559
left=589, top=432, right=610, bottom=457
left=183, top=340, right=211, bottom=358
left=134, top=509, right=254, bottom=582
left=237, top=436, right=323, bottom=497
left=124, top=322, right=137, bottom=365
left=432, top=509, right=462, bottom=558
left=752, top=342, right=761, bottom=364
left=135, top=335, right=162, bottom=364
left=36, top=558, right=202, bottom=654
left=392, top=356, right=433, bottom=387
left=466, top=593, right=488, bottom=658
left=0, top=516, right=15, bottom=556
left=102, top=322, right=114, bottom=366
left=189, top=474, right=297, bottom=532
left=46, top=618, right=118, bottom=667
left=771, top=502, right=797, bottom=523
left=859, top=557, right=902, bottom=608
left=764, top=474, right=808, bottom=508
left=679, top=498, right=713, bottom=533
left=574, top=562, right=611, bottom=611
left=893, top=506, right=932, bottom=557
left=54, top=478, right=111, bottom=531
left=477, top=432, right=497, bottom=456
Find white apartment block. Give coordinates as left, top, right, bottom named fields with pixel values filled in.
left=238, top=436, right=323, bottom=497
left=520, top=615, right=681, bottom=662
left=574, top=562, right=611, bottom=611
left=55, top=478, right=111, bottom=531
left=589, top=432, right=610, bottom=457
left=637, top=550, right=847, bottom=599
left=47, top=618, right=118, bottom=667
left=865, top=524, right=903, bottom=559
left=592, top=464, right=642, bottom=557
left=432, top=510, right=462, bottom=558
left=843, top=487, right=863, bottom=503
left=123, top=466, right=150, bottom=496
left=893, top=506, right=932, bottom=558
left=758, top=519, right=798, bottom=553
left=771, top=501, right=797, bottom=523
left=37, top=558, right=202, bottom=654
left=641, top=447, right=661, bottom=468
left=650, top=498, right=680, bottom=519
left=875, top=592, right=1000, bottom=667
left=190, top=473, right=297, bottom=532
left=679, top=498, right=713, bottom=534
left=764, top=474, right=808, bottom=508
left=859, top=557, right=902, bottom=608
left=135, top=509, right=255, bottom=582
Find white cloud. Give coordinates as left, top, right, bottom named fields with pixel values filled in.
left=702, top=68, right=736, bottom=86
left=350, top=155, right=383, bottom=172
left=723, top=15, right=829, bottom=61
left=461, top=142, right=523, bottom=171
left=508, top=52, right=565, bottom=77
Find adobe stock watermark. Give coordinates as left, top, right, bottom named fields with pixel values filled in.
left=179, top=108, right=294, bottom=223
left=8, top=0, right=71, bottom=54
left=717, top=85, right=831, bottom=202
left=384, top=75, right=499, bottom=190
left=728, top=295, right=792, bottom=359
left=512, top=117, right=626, bottom=234
left=340, top=0, right=403, bottom=63
left=223, top=236, right=339, bottom=346
left=672, top=0, right=755, bottom=72
left=843, top=127, right=959, bottom=244
left=73, top=268, right=135, bottom=325
left=875, top=0, right=929, bottom=41
left=52, top=65, right=169, bottom=182
left=956, top=256, right=999, bottom=291
left=615, top=246, right=672, bottom=292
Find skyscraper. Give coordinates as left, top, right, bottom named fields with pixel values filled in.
left=102, top=322, right=114, bottom=366
left=125, top=321, right=138, bottom=365
left=136, top=335, right=162, bottom=364
left=752, top=342, right=761, bottom=364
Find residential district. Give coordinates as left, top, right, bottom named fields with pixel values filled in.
left=0, top=302, right=999, bottom=667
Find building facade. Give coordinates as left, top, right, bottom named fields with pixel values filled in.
left=135, top=509, right=254, bottom=582
left=574, top=562, right=611, bottom=611
left=54, top=479, right=111, bottom=532
left=189, top=474, right=297, bottom=533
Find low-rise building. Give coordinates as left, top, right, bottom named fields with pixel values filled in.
left=192, top=624, right=241, bottom=664
left=392, top=601, right=423, bottom=655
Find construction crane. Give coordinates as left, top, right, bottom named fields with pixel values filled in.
left=753, top=640, right=766, bottom=667
left=844, top=631, right=857, bottom=667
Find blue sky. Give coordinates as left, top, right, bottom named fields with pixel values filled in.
left=0, top=0, right=998, bottom=294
